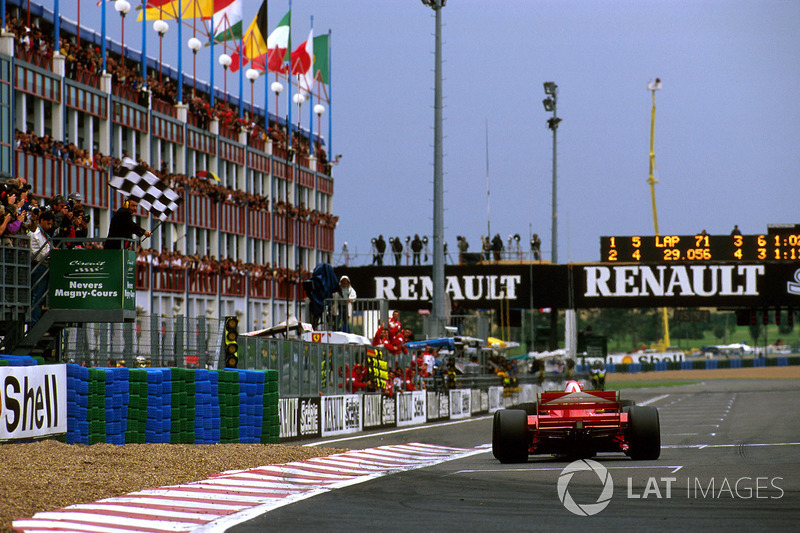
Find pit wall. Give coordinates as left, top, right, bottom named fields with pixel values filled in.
left=277, top=385, right=538, bottom=441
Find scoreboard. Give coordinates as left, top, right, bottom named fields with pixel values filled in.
left=600, top=225, right=800, bottom=263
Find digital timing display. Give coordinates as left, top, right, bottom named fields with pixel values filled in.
left=600, top=228, right=800, bottom=263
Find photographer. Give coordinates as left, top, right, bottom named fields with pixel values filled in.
left=70, top=206, right=91, bottom=248
left=390, top=236, right=403, bottom=266
left=29, top=210, right=55, bottom=326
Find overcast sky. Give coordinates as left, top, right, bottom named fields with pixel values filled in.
left=73, top=0, right=800, bottom=264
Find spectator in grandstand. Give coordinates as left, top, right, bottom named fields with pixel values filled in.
left=105, top=198, right=152, bottom=250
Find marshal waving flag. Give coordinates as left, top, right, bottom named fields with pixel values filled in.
left=229, top=0, right=269, bottom=72
left=291, top=28, right=314, bottom=96
left=110, top=158, right=183, bottom=221
left=211, top=0, right=242, bottom=44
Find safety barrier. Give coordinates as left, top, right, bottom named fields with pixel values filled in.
left=577, top=355, right=799, bottom=374
left=63, top=364, right=279, bottom=445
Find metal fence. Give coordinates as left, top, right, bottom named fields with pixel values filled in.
left=1, top=234, right=31, bottom=322
left=318, top=297, right=389, bottom=338
left=61, top=315, right=223, bottom=369
left=238, top=335, right=377, bottom=397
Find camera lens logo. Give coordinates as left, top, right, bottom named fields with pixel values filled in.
left=557, top=459, right=614, bottom=516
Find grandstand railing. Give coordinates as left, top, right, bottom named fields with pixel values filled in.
left=0, top=234, right=32, bottom=323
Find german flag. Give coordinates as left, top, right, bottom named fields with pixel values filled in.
left=230, top=0, right=269, bottom=72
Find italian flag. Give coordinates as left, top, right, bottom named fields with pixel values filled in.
left=291, top=28, right=314, bottom=96
left=212, top=0, right=243, bottom=44
left=253, top=10, right=291, bottom=73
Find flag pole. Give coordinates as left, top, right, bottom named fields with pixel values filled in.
left=327, top=30, right=332, bottom=162
left=142, top=219, right=164, bottom=245
left=238, top=31, right=244, bottom=117
left=101, top=0, right=107, bottom=73
left=308, top=15, right=314, bottom=152
left=54, top=0, right=59, bottom=54
left=177, top=0, right=183, bottom=103
left=209, top=16, right=215, bottom=105
left=141, top=0, right=148, bottom=91
left=287, top=0, right=293, bottom=151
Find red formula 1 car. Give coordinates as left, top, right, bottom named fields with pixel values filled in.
left=492, top=381, right=660, bottom=463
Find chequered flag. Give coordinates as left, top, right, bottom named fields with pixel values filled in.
left=109, top=158, right=183, bottom=221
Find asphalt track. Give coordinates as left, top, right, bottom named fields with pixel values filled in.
left=228, top=379, right=800, bottom=533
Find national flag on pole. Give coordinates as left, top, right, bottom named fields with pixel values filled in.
left=110, top=158, right=183, bottom=221
left=137, top=0, right=213, bottom=22
left=254, top=10, right=291, bottom=73
left=313, top=33, right=329, bottom=85
left=291, top=28, right=314, bottom=96
left=211, top=0, right=242, bottom=44
left=229, top=0, right=269, bottom=73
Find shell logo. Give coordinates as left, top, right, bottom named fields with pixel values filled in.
left=622, top=355, right=634, bottom=364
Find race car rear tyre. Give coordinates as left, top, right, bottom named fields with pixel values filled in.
left=620, top=399, right=636, bottom=409
left=517, top=402, right=538, bottom=416
left=626, top=405, right=661, bottom=460
left=492, top=409, right=529, bottom=463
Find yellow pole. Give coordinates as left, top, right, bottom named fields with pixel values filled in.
left=648, top=81, right=671, bottom=349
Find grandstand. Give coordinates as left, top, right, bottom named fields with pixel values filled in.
left=0, top=0, right=336, bottom=358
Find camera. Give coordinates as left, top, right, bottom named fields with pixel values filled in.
left=81, top=214, right=90, bottom=222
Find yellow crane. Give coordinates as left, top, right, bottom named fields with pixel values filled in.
left=647, top=78, right=671, bottom=349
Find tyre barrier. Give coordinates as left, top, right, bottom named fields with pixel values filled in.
left=0, top=359, right=279, bottom=445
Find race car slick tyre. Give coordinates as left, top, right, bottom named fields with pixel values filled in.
left=620, top=399, right=636, bottom=409
left=517, top=402, right=538, bottom=416
left=626, top=405, right=661, bottom=460
left=492, top=409, right=529, bottom=463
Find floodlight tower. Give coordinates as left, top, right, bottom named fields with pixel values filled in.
left=422, top=0, right=446, bottom=337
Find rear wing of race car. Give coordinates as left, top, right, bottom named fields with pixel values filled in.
left=537, top=390, right=621, bottom=412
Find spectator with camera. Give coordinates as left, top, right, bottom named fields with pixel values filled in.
left=29, top=209, right=55, bottom=326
